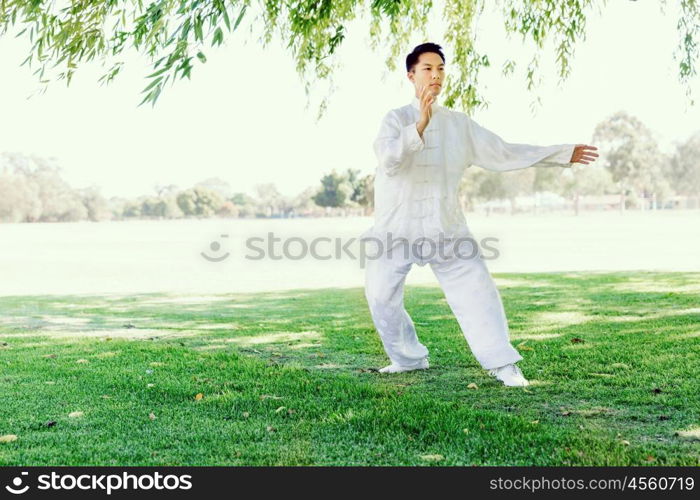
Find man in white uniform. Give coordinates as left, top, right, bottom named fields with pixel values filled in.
left=360, top=43, right=598, bottom=386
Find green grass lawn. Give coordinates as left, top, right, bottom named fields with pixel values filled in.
left=0, top=271, right=698, bottom=466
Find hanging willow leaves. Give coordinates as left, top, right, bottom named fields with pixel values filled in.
left=0, top=0, right=698, bottom=120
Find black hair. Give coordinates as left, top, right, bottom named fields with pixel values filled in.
left=405, top=42, right=446, bottom=73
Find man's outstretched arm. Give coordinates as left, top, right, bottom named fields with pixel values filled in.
left=464, top=115, right=597, bottom=171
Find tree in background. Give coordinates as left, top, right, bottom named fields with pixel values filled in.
left=196, top=177, right=233, bottom=199
left=291, top=186, right=324, bottom=216
left=176, top=186, right=224, bottom=216
left=30, top=166, right=88, bottom=221
left=670, top=131, right=700, bottom=206
left=341, top=167, right=374, bottom=215
left=355, top=173, right=375, bottom=215
left=592, top=111, right=673, bottom=210
left=0, top=153, right=41, bottom=222
left=125, top=184, right=183, bottom=219
left=154, top=183, right=180, bottom=198
left=230, top=192, right=253, bottom=205
left=312, top=170, right=347, bottom=211
left=470, top=169, right=536, bottom=215
left=253, top=182, right=286, bottom=217
left=230, top=191, right=257, bottom=217
left=121, top=199, right=142, bottom=218
left=0, top=152, right=109, bottom=222
left=310, top=168, right=373, bottom=215
left=557, top=165, right=615, bottom=215
left=1, top=1, right=697, bottom=119
left=458, top=167, right=484, bottom=213
left=78, top=186, right=111, bottom=221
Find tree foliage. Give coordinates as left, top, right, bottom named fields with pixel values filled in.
left=1, top=0, right=698, bottom=120
left=176, top=185, right=224, bottom=215
left=592, top=110, right=672, bottom=199
left=312, top=169, right=347, bottom=207
left=0, top=152, right=106, bottom=222
left=670, top=131, right=700, bottom=196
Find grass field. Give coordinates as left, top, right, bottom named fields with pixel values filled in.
left=0, top=271, right=698, bottom=466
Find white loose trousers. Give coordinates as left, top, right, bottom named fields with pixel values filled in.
left=364, top=237, right=522, bottom=370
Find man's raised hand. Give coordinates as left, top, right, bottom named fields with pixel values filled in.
left=415, top=83, right=437, bottom=139
left=418, top=83, right=436, bottom=125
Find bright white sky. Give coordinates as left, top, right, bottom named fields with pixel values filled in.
left=1, top=0, right=698, bottom=199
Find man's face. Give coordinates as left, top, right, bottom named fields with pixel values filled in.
left=408, top=52, right=445, bottom=98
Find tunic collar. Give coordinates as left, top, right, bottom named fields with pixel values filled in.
left=411, top=95, right=442, bottom=114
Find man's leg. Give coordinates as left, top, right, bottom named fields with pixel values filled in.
left=364, top=249, right=429, bottom=368
left=429, top=241, right=522, bottom=370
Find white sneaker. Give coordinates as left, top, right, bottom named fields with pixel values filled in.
left=488, top=363, right=530, bottom=386
left=378, top=358, right=429, bottom=373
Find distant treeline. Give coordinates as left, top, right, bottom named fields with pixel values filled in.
left=0, top=152, right=373, bottom=222
left=1, top=111, right=699, bottom=222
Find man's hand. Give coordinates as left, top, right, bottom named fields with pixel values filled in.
left=570, top=144, right=599, bottom=164
left=416, top=83, right=437, bottom=137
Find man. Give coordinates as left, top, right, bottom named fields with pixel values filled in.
left=360, top=42, right=598, bottom=386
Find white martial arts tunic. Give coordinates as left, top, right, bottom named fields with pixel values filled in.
left=360, top=96, right=575, bottom=254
